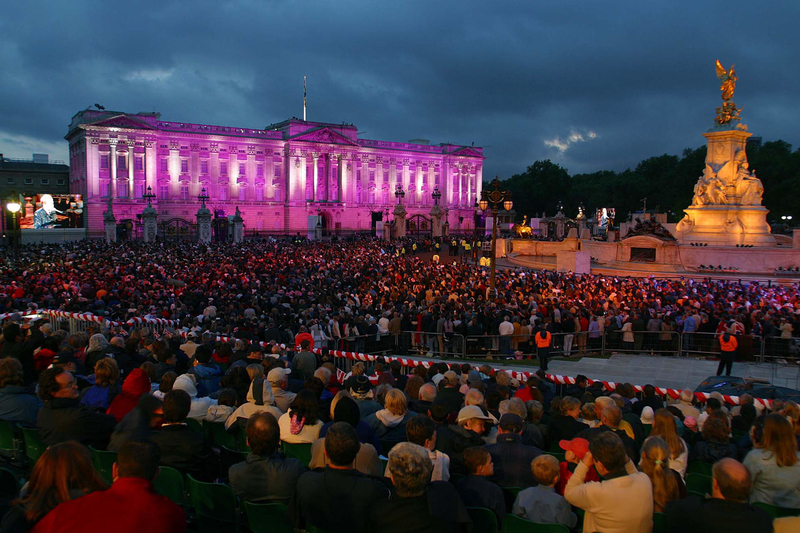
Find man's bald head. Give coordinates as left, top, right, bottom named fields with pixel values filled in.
left=419, top=383, right=437, bottom=402
left=712, top=458, right=751, bottom=503
left=246, top=412, right=280, bottom=456
left=601, top=406, right=622, bottom=429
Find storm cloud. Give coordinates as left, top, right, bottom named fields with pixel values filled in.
left=1, top=0, right=798, bottom=178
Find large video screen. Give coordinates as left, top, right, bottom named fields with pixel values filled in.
left=15, top=193, right=84, bottom=229
left=595, top=207, right=615, bottom=229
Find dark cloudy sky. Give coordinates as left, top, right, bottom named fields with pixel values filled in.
left=2, top=0, right=799, bottom=179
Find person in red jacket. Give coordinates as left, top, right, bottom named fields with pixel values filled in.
left=106, top=368, right=152, bottom=422
left=32, top=440, right=186, bottom=533
left=294, top=326, right=315, bottom=352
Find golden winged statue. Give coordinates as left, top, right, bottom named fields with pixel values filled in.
left=716, top=60, right=737, bottom=101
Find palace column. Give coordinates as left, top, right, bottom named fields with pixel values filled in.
left=331, top=153, right=340, bottom=202
left=312, top=153, right=319, bottom=202
left=110, top=141, right=117, bottom=198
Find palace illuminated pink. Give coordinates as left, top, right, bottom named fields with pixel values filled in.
left=65, top=110, right=485, bottom=236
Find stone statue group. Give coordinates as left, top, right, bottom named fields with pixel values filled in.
left=691, top=149, right=764, bottom=207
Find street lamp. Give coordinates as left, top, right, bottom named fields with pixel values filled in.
left=432, top=186, right=441, bottom=206
left=479, top=176, right=513, bottom=299
left=198, top=187, right=210, bottom=209
left=395, top=184, right=405, bottom=204
left=143, top=186, right=156, bottom=207
left=781, top=215, right=793, bottom=221
left=6, top=201, right=21, bottom=253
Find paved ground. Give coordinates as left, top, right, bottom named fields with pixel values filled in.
left=401, top=353, right=800, bottom=392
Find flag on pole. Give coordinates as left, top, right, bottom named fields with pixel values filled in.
left=303, top=75, right=307, bottom=121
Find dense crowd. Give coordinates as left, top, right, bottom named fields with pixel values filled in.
left=1, top=326, right=799, bottom=532
left=0, top=238, right=799, bottom=532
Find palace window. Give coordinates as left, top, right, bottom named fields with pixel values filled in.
left=117, top=182, right=128, bottom=198
left=117, top=155, right=127, bottom=170
left=257, top=164, right=263, bottom=177
left=180, top=184, right=189, bottom=200
left=239, top=163, right=245, bottom=175
left=181, top=159, right=188, bottom=173
left=41, top=179, right=49, bottom=185
left=219, top=185, right=228, bottom=201
left=134, top=156, right=144, bottom=171
left=239, top=186, right=246, bottom=201
left=256, top=187, right=263, bottom=202
left=159, top=184, right=169, bottom=200
left=160, top=159, right=168, bottom=172
left=134, top=183, right=145, bottom=198
left=100, top=182, right=110, bottom=198
left=201, top=160, right=208, bottom=174
left=100, top=154, right=109, bottom=169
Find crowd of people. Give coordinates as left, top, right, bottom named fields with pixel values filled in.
left=0, top=238, right=798, bottom=364
left=0, top=237, right=799, bottom=532
left=1, top=321, right=800, bottom=531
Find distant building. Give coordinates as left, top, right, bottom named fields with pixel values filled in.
left=65, top=110, right=486, bottom=236
left=0, top=153, right=70, bottom=198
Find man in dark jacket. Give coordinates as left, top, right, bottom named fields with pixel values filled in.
left=291, top=422, right=390, bottom=533
left=665, top=458, right=772, bottom=533
left=436, top=371, right=464, bottom=416
left=36, top=366, right=116, bottom=447
left=1, top=322, right=44, bottom=383
left=370, top=442, right=472, bottom=533
left=149, top=390, right=217, bottom=481
left=229, top=412, right=306, bottom=502
left=436, top=406, right=491, bottom=477
left=486, top=413, right=541, bottom=488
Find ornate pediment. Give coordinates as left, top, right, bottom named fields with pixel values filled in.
left=88, top=114, right=157, bottom=130
left=448, top=147, right=484, bottom=158
left=290, top=127, right=359, bottom=146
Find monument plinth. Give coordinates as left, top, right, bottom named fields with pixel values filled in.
left=675, top=61, right=775, bottom=247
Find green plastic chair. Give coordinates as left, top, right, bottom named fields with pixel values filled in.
left=653, top=512, right=667, bottom=533
left=281, top=441, right=312, bottom=468
left=686, top=461, right=713, bottom=477
left=186, top=418, right=203, bottom=434
left=20, top=427, right=46, bottom=464
left=685, top=473, right=712, bottom=495
left=0, top=467, right=20, bottom=499
left=186, top=474, right=237, bottom=525
left=206, top=421, right=239, bottom=450
left=502, top=514, right=569, bottom=533
left=752, top=501, right=800, bottom=519
left=0, top=420, right=16, bottom=456
left=153, top=466, right=185, bottom=506
left=467, top=506, right=498, bottom=533
left=236, top=428, right=251, bottom=452
left=543, top=451, right=565, bottom=462
left=243, top=501, right=293, bottom=533
left=502, top=487, right=525, bottom=513
left=220, top=445, right=249, bottom=479
left=89, top=446, right=118, bottom=485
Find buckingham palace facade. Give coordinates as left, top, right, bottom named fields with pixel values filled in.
left=65, top=109, right=485, bottom=237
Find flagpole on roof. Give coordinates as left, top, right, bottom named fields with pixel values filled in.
left=303, top=76, right=307, bottom=121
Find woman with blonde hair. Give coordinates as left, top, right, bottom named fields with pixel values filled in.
left=364, top=388, right=415, bottom=450
left=80, top=357, right=121, bottom=410
left=784, top=401, right=800, bottom=447
left=648, top=408, right=688, bottom=477
left=1, top=441, right=106, bottom=531
left=743, top=413, right=800, bottom=508
left=639, top=436, right=685, bottom=511
left=245, top=363, right=264, bottom=381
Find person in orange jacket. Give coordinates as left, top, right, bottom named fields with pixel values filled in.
left=717, top=332, right=738, bottom=376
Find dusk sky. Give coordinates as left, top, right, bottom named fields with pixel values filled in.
left=2, top=0, right=799, bottom=179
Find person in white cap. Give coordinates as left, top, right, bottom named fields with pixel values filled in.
left=268, top=366, right=296, bottom=413
left=435, top=405, right=493, bottom=477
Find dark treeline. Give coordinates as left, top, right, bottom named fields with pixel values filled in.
left=499, top=140, right=800, bottom=225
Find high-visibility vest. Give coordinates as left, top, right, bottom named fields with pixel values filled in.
left=535, top=331, right=552, bottom=348
left=720, top=335, right=738, bottom=352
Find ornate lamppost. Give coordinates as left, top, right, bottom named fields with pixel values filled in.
left=6, top=201, right=20, bottom=253
left=196, top=187, right=212, bottom=243
left=393, top=184, right=407, bottom=238
left=430, top=186, right=443, bottom=237
left=474, top=197, right=482, bottom=238
left=141, top=186, right=158, bottom=242
left=479, top=176, right=513, bottom=299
